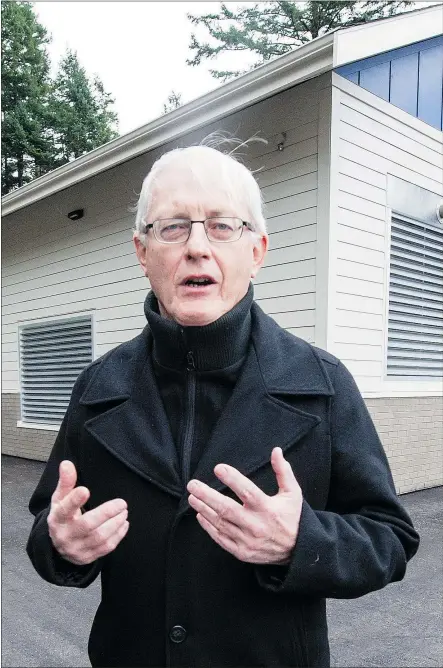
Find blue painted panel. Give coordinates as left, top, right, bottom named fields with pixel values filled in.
left=346, top=71, right=359, bottom=84
left=418, top=45, right=443, bottom=130
left=390, top=52, right=419, bottom=116
left=335, top=35, right=443, bottom=130
left=359, top=62, right=390, bottom=101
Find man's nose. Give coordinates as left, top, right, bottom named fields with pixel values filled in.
left=185, top=222, right=211, bottom=258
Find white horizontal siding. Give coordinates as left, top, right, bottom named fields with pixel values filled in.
left=340, top=136, right=442, bottom=195
left=331, top=75, right=443, bottom=391
left=334, top=326, right=384, bottom=346
left=254, top=276, right=315, bottom=300
left=339, top=122, right=441, bottom=184
left=336, top=208, right=385, bottom=236
left=3, top=227, right=133, bottom=280
left=338, top=156, right=386, bottom=189
left=335, top=275, right=384, bottom=299
left=257, top=258, right=316, bottom=284
left=2, top=76, right=324, bottom=392
left=336, top=258, right=384, bottom=283
left=340, top=103, right=441, bottom=167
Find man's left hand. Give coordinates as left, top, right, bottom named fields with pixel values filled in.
left=187, top=447, right=302, bottom=565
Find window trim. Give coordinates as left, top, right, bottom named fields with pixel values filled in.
left=17, top=310, right=96, bottom=428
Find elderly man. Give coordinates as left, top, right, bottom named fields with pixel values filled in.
left=27, top=144, right=419, bottom=668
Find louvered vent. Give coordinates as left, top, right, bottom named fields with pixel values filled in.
left=19, top=316, right=93, bottom=425
left=388, top=216, right=443, bottom=377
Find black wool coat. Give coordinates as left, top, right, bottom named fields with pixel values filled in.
left=27, top=302, right=419, bottom=668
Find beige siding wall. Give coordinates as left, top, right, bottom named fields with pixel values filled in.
left=367, top=396, right=443, bottom=493
left=2, top=394, right=55, bottom=461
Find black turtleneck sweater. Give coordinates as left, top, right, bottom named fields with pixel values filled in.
left=144, top=285, right=254, bottom=483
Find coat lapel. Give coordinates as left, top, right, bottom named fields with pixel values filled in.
left=189, top=304, right=335, bottom=494
left=78, top=304, right=335, bottom=502
left=80, top=329, right=182, bottom=497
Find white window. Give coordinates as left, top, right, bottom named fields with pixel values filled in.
left=19, top=315, right=93, bottom=425
left=387, top=215, right=443, bottom=377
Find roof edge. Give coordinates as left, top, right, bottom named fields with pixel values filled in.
left=2, top=34, right=334, bottom=217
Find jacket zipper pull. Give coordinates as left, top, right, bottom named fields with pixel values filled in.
left=186, top=351, right=195, bottom=371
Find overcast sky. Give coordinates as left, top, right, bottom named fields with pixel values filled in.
left=34, top=1, right=255, bottom=135
left=34, top=1, right=438, bottom=137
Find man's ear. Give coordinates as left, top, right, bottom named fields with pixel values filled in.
left=133, top=232, right=149, bottom=277
left=251, top=234, right=268, bottom=279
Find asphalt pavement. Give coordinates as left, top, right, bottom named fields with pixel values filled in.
left=2, top=455, right=442, bottom=667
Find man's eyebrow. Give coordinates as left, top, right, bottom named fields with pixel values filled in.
left=156, top=212, right=190, bottom=219
left=158, top=210, right=230, bottom=219
left=208, top=210, right=228, bottom=217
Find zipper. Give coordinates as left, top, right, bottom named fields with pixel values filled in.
left=180, top=350, right=196, bottom=484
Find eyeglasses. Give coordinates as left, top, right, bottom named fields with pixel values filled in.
left=144, top=217, right=253, bottom=244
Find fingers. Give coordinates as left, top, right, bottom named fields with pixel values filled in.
left=196, top=513, right=240, bottom=557
left=211, top=464, right=268, bottom=507
left=49, top=499, right=130, bottom=565
left=92, top=516, right=130, bottom=559
left=190, top=493, right=259, bottom=544
left=187, top=480, right=250, bottom=526
left=52, top=460, right=78, bottom=503
left=63, top=513, right=130, bottom=565
left=51, top=485, right=91, bottom=522
left=82, top=508, right=129, bottom=556
left=271, top=447, right=298, bottom=494
left=79, top=498, right=128, bottom=534
left=188, top=492, right=253, bottom=533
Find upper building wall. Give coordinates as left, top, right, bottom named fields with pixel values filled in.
left=2, top=74, right=331, bottom=395
left=328, top=72, right=442, bottom=397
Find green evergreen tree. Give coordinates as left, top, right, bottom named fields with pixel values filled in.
left=162, top=90, right=183, bottom=115
left=1, top=3, right=119, bottom=194
left=187, top=1, right=414, bottom=81
left=51, top=50, right=118, bottom=163
left=1, top=1, right=54, bottom=194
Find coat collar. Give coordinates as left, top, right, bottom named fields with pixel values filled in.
left=249, top=303, right=334, bottom=396
left=79, top=303, right=334, bottom=500
left=80, top=303, right=333, bottom=403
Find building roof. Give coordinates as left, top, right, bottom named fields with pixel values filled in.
left=2, top=3, right=441, bottom=217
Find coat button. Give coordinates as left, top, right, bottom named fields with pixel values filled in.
left=169, top=625, right=187, bottom=643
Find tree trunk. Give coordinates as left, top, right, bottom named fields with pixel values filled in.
left=17, top=155, right=24, bottom=188
left=2, top=155, right=9, bottom=195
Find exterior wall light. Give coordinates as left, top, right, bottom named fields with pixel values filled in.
left=67, top=209, right=84, bottom=221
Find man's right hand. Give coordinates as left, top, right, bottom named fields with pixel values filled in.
left=47, top=460, right=129, bottom=566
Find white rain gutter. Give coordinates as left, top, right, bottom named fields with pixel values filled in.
left=2, top=33, right=334, bottom=217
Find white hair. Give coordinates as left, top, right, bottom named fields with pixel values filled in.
left=134, top=136, right=267, bottom=246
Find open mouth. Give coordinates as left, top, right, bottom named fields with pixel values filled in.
left=183, top=277, right=215, bottom=287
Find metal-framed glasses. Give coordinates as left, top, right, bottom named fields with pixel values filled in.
left=144, top=217, right=253, bottom=244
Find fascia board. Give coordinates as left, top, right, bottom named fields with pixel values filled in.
left=2, top=35, right=334, bottom=217
left=333, top=5, right=443, bottom=67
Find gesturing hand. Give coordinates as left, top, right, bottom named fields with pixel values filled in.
left=187, top=447, right=303, bottom=565
left=47, top=460, right=129, bottom=566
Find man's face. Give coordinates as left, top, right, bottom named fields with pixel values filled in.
left=134, top=162, right=268, bottom=326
